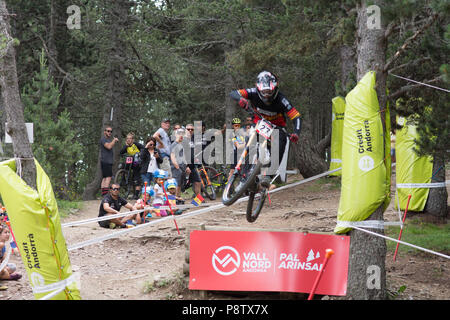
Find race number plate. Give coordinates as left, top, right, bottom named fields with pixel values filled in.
left=256, top=119, right=274, bottom=139
left=126, top=156, right=133, bottom=164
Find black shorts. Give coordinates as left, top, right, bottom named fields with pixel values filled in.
left=171, top=166, right=184, bottom=187
left=132, top=166, right=142, bottom=185
left=188, top=164, right=201, bottom=183
left=98, top=217, right=111, bottom=228
left=101, top=162, right=113, bottom=178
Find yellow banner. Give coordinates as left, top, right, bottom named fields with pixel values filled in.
left=0, top=159, right=80, bottom=299
left=395, top=116, right=433, bottom=211
left=335, top=71, right=390, bottom=234
left=329, top=96, right=346, bottom=176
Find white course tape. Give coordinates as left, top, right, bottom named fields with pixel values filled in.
left=33, top=273, right=77, bottom=294
left=268, top=168, right=342, bottom=195
left=37, top=273, right=80, bottom=300
left=67, top=202, right=227, bottom=251
left=62, top=203, right=210, bottom=228
left=351, top=225, right=450, bottom=260
left=397, top=182, right=446, bottom=189
left=66, top=168, right=341, bottom=251
left=336, top=220, right=403, bottom=230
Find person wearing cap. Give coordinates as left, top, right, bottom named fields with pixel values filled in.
left=135, top=187, right=155, bottom=221
left=227, top=118, right=246, bottom=181
left=151, top=169, right=169, bottom=217
left=153, top=118, right=172, bottom=177
left=164, top=178, right=184, bottom=215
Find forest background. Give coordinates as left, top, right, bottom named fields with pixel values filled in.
left=0, top=0, right=448, bottom=214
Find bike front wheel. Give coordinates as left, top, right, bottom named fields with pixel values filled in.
left=200, top=167, right=217, bottom=200
left=246, top=188, right=267, bottom=223
left=222, top=161, right=262, bottom=206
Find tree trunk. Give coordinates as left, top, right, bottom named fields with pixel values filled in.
left=0, top=1, right=36, bottom=189
left=82, top=152, right=103, bottom=200
left=291, top=119, right=328, bottom=178
left=340, top=45, right=356, bottom=93
left=82, top=1, right=128, bottom=200
left=346, top=0, right=388, bottom=300
left=424, top=157, right=448, bottom=219
left=224, top=67, right=235, bottom=127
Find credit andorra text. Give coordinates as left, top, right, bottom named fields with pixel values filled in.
left=22, top=233, right=41, bottom=269
left=357, top=120, right=373, bottom=153
left=241, top=252, right=323, bottom=272
left=182, top=304, right=269, bottom=317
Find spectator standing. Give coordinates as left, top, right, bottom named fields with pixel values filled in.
left=227, top=118, right=246, bottom=180
left=140, top=136, right=163, bottom=187
left=244, top=116, right=253, bottom=136
left=186, top=123, right=202, bottom=196
left=171, top=123, right=181, bottom=143
left=170, top=128, right=190, bottom=198
left=153, top=118, right=172, bottom=177
left=98, top=183, right=141, bottom=229
left=100, top=126, right=119, bottom=196
left=119, top=132, right=145, bottom=199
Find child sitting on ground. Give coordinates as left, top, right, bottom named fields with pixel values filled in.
left=135, top=187, right=155, bottom=221
left=152, top=169, right=168, bottom=217
left=164, top=178, right=184, bottom=215
left=0, top=223, right=22, bottom=281
left=0, top=206, right=19, bottom=256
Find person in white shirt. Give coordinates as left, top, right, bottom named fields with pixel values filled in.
left=153, top=118, right=172, bottom=176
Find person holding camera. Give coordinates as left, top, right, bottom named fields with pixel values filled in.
left=119, top=132, right=145, bottom=199
left=100, top=126, right=119, bottom=196
left=140, top=136, right=163, bottom=187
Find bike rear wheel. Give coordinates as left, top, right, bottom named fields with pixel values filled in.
left=222, top=161, right=262, bottom=206
left=114, top=169, right=133, bottom=199
left=246, top=188, right=267, bottom=223
left=207, top=167, right=225, bottom=195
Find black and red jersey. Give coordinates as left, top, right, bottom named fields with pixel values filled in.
left=230, top=88, right=302, bottom=135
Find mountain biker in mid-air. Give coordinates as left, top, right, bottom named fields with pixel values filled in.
left=229, top=70, right=302, bottom=189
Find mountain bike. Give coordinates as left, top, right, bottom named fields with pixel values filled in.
left=181, top=163, right=217, bottom=200
left=207, top=164, right=230, bottom=195
left=114, top=154, right=139, bottom=199
left=222, top=108, right=290, bottom=222
left=197, top=162, right=217, bottom=200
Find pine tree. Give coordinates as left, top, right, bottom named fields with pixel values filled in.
left=22, top=49, right=82, bottom=197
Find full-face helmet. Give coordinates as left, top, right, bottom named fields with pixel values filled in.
left=256, top=71, right=279, bottom=104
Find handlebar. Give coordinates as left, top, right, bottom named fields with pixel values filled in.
left=247, top=106, right=291, bottom=138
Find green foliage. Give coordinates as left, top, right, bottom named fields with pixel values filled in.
left=56, top=199, right=83, bottom=218
left=5, top=0, right=447, bottom=196
left=385, top=218, right=450, bottom=255
left=22, top=50, right=82, bottom=195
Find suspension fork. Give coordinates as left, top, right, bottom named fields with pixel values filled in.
left=235, top=132, right=268, bottom=173
left=201, top=165, right=213, bottom=186
left=235, top=130, right=259, bottom=172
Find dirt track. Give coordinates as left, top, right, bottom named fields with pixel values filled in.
left=1, top=174, right=449, bottom=300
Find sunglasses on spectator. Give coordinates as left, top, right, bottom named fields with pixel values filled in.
left=148, top=143, right=155, bottom=146
left=187, top=128, right=194, bottom=131
left=111, top=187, right=120, bottom=191
left=105, top=130, right=112, bottom=133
